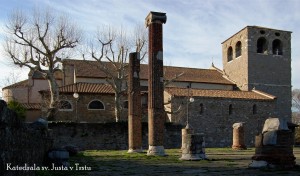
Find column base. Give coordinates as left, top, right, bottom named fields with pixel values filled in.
left=232, top=145, right=247, bottom=150
left=147, top=145, right=165, bottom=156
left=180, top=153, right=206, bottom=161
left=249, top=160, right=269, bottom=168
left=127, top=148, right=143, bottom=153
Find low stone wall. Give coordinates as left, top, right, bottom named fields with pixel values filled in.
left=49, top=122, right=183, bottom=150
left=0, top=101, right=53, bottom=176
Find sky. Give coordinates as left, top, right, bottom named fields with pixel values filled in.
left=0, top=0, right=299, bottom=93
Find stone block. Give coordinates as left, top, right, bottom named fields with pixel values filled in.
left=262, top=118, right=288, bottom=133
left=263, top=131, right=277, bottom=145
left=180, top=133, right=206, bottom=160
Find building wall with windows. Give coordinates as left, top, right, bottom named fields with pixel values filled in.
left=54, top=93, right=116, bottom=122
left=168, top=95, right=275, bottom=147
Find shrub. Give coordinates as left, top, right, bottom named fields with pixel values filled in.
left=7, top=100, right=26, bottom=119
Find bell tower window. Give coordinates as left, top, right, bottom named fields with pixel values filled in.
left=272, top=39, right=283, bottom=55
left=227, top=46, right=233, bottom=62
left=257, top=37, right=268, bottom=54
left=235, top=41, right=242, bottom=58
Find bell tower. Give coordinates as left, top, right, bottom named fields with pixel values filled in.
left=222, top=26, right=292, bottom=120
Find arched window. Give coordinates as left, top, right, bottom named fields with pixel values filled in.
left=235, top=41, right=242, bottom=58
left=199, top=103, right=204, bottom=114
left=227, top=47, right=233, bottom=62
left=59, top=100, right=72, bottom=111
left=272, top=39, right=283, bottom=55
left=88, top=100, right=105, bottom=110
left=229, top=104, right=233, bottom=115
left=257, top=37, right=268, bottom=54
left=253, top=104, right=257, bottom=114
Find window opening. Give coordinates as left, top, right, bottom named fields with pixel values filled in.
left=88, top=100, right=105, bottom=110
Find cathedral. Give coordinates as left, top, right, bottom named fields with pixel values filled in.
left=2, top=26, right=292, bottom=147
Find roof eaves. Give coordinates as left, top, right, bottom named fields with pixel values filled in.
left=252, top=89, right=277, bottom=100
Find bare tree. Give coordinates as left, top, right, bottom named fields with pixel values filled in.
left=83, top=25, right=147, bottom=122
left=292, top=89, right=300, bottom=112
left=292, top=89, right=300, bottom=124
left=2, top=8, right=81, bottom=119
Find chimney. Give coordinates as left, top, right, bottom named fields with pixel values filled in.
left=145, top=11, right=167, bottom=156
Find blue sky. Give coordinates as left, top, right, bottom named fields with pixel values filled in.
left=0, top=0, right=300, bottom=91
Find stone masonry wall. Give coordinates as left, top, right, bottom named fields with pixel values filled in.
left=170, top=97, right=275, bottom=147
left=54, top=93, right=118, bottom=122
left=222, top=27, right=249, bottom=90
left=49, top=122, right=183, bottom=150
left=0, top=100, right=53, bottom=176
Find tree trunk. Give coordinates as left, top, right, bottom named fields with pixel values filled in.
left=115, top=92, right=122, bottom=122
left=46, top=74, right=60, bottom=120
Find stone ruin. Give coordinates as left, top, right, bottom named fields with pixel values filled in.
left=249, top=118, right=298, bottom=168
left=145, top=11, right=167, bottom=156
left=0, top=100, right=53, bottom=176
left=127, top=52, right=143, bottom=153
left=232, top=122, right=246, bottom=150
left=180, top=126, right=206, bottom=160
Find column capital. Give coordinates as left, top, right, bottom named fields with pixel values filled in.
left=145, top=11, right=167, bottom=27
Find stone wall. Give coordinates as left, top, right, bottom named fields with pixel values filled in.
left=49, top=122, right=183, bottom=150
left=54, top=93, right=117, bottom=122
left=54, top=93, right=149, bottom=123
left=170, top=97, right=275, bottom=147
left=51, top=96, right=276, bottom=148
left=0, top=100, right=53, bottom=176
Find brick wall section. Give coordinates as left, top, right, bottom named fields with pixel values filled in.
left=49, top=122, right=183, bottom=150
left=170, top=97, right=275, bottom=147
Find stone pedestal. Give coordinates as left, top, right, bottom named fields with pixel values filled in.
left=180, top=133, right=206, bottom=160
left=181, top=127, right=194, bottom=150
left=232, top=122, right=246, bottom=150
left=145, top=11, right=167, bottom=156
left=127, top=52, right=142, bottom=153
left=249, top=118, right=297, bottom=168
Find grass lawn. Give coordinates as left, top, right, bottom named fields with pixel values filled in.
left=36, top=147, right=300, bottom=176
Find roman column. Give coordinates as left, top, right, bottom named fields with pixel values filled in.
left=145, top=11, right=167, bottom=156
left=128, top=52, right=142, bottom=153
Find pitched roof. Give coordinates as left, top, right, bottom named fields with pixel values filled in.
left=20, top=103, right=41, bottom=110
left=57, top=82, right=115, bottom=94
left=2, top=79, right=28, bottom=90
left=165, top=87, right=276, bottom=100
left=62, top=59, right=234, bottom=85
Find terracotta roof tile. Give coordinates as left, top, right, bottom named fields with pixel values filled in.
left=2, top=79, right=28, bottom=90
left=165, top=87, right=276, bottom=100
left=20, top=103, right=41, bottom=110
left=63, top=59, right=234, bottom=85
left=58, top=82, right=115, bottom=94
